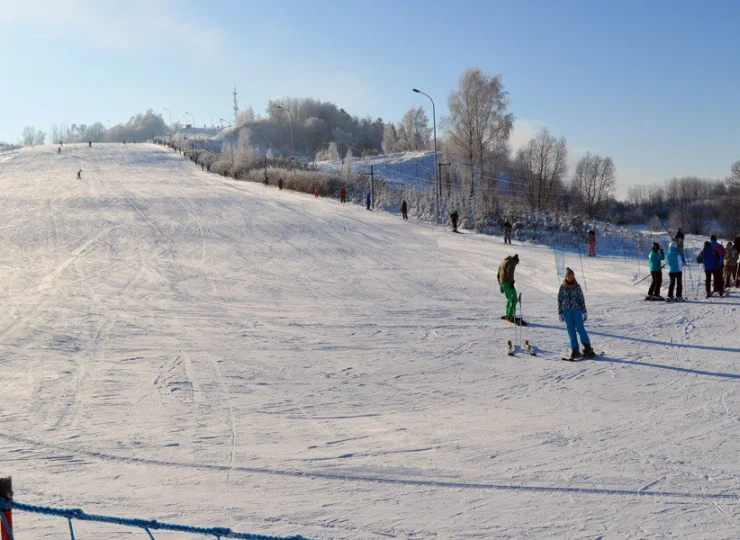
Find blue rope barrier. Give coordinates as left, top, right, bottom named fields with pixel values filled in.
left=0, top=500, right=313, bottom=540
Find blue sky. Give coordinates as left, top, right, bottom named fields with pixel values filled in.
left=1, top=0, right=738, bottom=196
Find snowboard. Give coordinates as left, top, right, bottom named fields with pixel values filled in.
left=500, top=316, right=528, bottom=326
left=562, top=351, right=604, bottom=362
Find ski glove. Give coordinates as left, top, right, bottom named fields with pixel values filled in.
left=583, top=312, right=588, bottom=322
left=500, top=285, right=504, bottom=294
left=558, top=313, right=564, bottom=322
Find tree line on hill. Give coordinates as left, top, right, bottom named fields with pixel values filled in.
left=16, top=67, right=740, bottom=236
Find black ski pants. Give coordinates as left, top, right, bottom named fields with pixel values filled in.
left=705, top=269, right=724, bottom=296
left=668, top=272, right=682, bottom=298
left=648, top=270, right=662, bottom=297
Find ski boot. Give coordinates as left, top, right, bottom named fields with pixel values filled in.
left=569, top=348, right=582, bottom=360
left=582, top=344, right=596, bottom=359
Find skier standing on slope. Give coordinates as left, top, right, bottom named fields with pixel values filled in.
left=697, top=240, right=723, bottom=297
left=503, top=220, right=512, bottom=244
left=497, top=254, right=519, bottom=323
left=76, top=169, right=82, bottom=180
left=666, top=241, right=686, bottom=301
left=401, top=200, right=408, bottom=220
left=710, top=235, right=726, bottom=291
left=724, top=241, right=738, bottom=289
left=646, top=242, right=665, bottom=300
left=587, top=229, right=596, bottom=257
left=558, top=267, right=595, bottom=359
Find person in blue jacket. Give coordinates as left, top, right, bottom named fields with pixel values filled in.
left=558, top=267, right=595, bottom=359
left=698, top=240, right=724, bottom=298
left=647, top=242, right=665, bottom=300
left=666, top=241, right=686, bottom=301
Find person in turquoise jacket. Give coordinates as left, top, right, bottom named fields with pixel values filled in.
left=666, top=241, right=686, bottom=300
left=647, top=242, right=666, bottom=300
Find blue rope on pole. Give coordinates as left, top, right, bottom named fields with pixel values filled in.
left=0, top=500, right=312, bottom=540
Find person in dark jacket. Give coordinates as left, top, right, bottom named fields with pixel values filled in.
left=558, top=267, right=595, bottom=359
left=340, top=186, right=347, bottom=204
left=647, top=243, right=665, bottom=300
left=503, top=220, right=512, bottom=244
left=401, top=200, right=408, bottom=220
left=497, top=254, right=519, bottom=322
left=450, top=210, right=459, bottom=232
left=366, top=192, right=371, bottom=210
left=698, top=240, right=723, bottom=298
left=587, top=230, right=596, bottom=257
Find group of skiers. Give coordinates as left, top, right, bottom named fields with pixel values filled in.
left=646, top=228, right=740, bottom=301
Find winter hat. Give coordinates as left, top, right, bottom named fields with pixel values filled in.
left=670, top=241, right=677, bottom=250
left=565, top=267, right=575, bottom=278
left=512, top=254, right=519, bottom=263
left=652, top=242, right=660, bottom=250
left=704, top=241, right=712, bottom=247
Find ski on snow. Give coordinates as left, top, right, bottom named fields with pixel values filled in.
left=561, top=351, right=605, bottom=362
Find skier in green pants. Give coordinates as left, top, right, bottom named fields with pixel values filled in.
left=497, top=254, right=519, bottom=322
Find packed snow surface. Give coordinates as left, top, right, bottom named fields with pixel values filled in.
left=0, top=144, right=739, bottom=539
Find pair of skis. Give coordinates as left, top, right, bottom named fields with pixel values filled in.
left=507, top=339, right=536, bottom=357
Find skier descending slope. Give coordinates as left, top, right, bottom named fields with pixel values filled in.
left=558, top=267, right=595, bottom=360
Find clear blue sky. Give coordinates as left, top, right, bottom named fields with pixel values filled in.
left=1, top=0, right=738, bottom=196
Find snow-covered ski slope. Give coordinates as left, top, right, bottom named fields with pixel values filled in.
left=1, top=143, right=739, bottom=539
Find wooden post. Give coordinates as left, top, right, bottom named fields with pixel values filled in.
left=0, top=477, right=12, bottom=540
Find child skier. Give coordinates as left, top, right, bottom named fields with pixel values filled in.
left=587, top=230, right=596, bottom=256
left=666, top=241, right=686, bottom=301
left=558, top=267, right=595, bottom=359
left=647, top=243, right=665, bottom=300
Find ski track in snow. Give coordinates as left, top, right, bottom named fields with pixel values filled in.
left=0, top=143, right=739, bottom=539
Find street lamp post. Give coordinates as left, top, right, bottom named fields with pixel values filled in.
left=413, top=88, right=439, bottom=224
left=184, top=111, right=195, bottom=128
left=276, top=105, right=295, bottom=174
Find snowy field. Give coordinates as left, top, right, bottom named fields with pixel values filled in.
left=0, top=144, right=739, bottom=539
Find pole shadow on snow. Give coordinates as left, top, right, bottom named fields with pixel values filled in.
left=0, top=433, right=736, bottom=502
left=530, top=323, right=740, bottom=379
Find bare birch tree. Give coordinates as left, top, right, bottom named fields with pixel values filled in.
left=513, top=128, right=568, bottom=212
left=572, top=153, right=616, bottom=217
left=442, top=67, right=514, bottom=198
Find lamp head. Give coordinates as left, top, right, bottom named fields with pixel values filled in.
left=412, top=88, right=420, bottom=93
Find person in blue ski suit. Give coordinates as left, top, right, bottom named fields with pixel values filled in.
left=647, top=242, right=665, bottom=300
left=666, top=241, right=686, bottom=300
left=698, top=240, right=723, bottom=297
left=558, top=267, right=595, bottom=359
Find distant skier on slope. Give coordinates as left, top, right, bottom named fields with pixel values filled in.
left=646, top=242, right=665, bottom=300
left=666, top=241, right=686, bottom=301
left=503, top=220, right=512, bottom=244
left=587, top=229, right=596, bottom=257
left=497, top=254, right=519, bottom=323
left=76, top=169, right=82, bottom=180
left=558, top=267, right=595, bottom=359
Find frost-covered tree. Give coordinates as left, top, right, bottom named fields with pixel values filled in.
left=513, top=128, right=568, bottom=212
left=571, top=153, right=616, bottom=218
left=21, top=126, right=46, bottom=146
left=397, top=107, right=431, bottom=151
left=315, top=141, right=340, bottom=161
left=343, top=146, right=353, bottom=182
left=442, top=67, right=514, bottom=197
left=382, top=122, right=399, bottom=154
